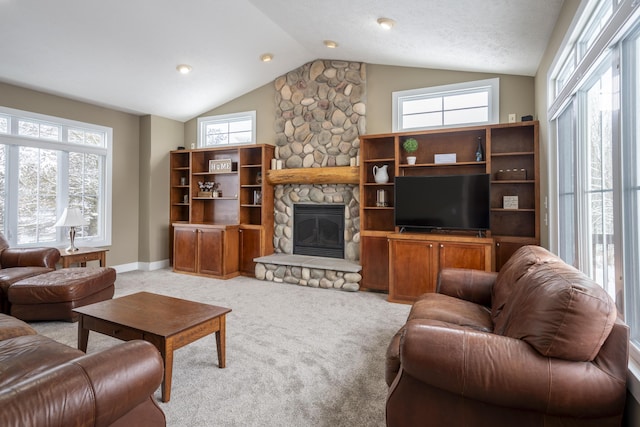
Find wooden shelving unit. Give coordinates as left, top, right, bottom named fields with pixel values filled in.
left=169, top=144, right=274, bottom=278
left=358, top=121, right=539, bottom=295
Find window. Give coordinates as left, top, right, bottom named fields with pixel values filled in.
left=197, top=111, right=256, bottom=147
left=392, top=78, right=499, bottom=132
left=557, top=102, right=576, bottom=266
left=549, top=0, right=640, bottom=363
left=0, top=106, right=112, bottom=248
left=622, top=26, right=640, bottom=359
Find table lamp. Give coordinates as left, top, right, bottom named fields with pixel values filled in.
left=54, top=207, right=88, bottom=252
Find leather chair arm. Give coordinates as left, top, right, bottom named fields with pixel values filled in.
left=1, top=247, right=60, bottom=268
left=436, top=268, right=497, bottom=307
left=399, top=319, right=626, bottom=417
left=0, top=340, right=165, bottom=427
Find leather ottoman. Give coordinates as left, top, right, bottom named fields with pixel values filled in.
left=7, top=267, right=116, bottom=322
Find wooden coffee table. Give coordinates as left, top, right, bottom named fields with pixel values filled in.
left=73, top=291, right=231, bottom=402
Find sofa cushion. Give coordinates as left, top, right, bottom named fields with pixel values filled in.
left=492, top=245, right=559, bottom=326
left=0, top=334, right=84, bottom=388
left=0, top=266, right=55, bottom=294
left=8, top=267, right=116, bottom=305
left=0, top=313, right=37, bottom=341
left=410, top=293, right=493, bottom=332
left=500, top=261, right=616, bottom=362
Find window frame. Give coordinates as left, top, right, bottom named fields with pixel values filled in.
left=392, top=78, right=499, bottom=132
left=0, top=106, right=113, bottom=248
left=548, top=0, right=640, bottom=399
left=197, top=110, right=256, bottom=148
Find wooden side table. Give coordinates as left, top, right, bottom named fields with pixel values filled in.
left=59, top=247, right=108, bottom=268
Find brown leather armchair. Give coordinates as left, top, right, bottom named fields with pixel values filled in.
left=386, top=245, right=629, bottom=426
left=0, top=233, right=60, bottom=313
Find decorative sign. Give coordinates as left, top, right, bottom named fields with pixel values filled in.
left=503, top=196, right=519, bottom=209
left=209, top=159, right=233, bottom=173
left=434, top=153, right=457, bottom=164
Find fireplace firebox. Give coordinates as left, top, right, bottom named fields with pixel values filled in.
left=293, top=204, right=345, bottom=259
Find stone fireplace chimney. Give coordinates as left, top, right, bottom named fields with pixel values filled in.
left=272, top=60, right=366, bottom=263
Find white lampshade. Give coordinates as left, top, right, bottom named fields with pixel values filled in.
left=54, top=207, right=88, bottom=227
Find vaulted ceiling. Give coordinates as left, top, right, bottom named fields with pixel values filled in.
left=0, top=0, right=564, bottom=122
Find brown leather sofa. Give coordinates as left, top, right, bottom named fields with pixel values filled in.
left=386, top=245, right=629, bottom=426
left=0, top=313, right=166, bottom=426
left=0, top=232, right=60, bottom=313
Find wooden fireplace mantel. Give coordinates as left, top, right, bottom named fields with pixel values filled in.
left=266, top=166, right=359, bottom=185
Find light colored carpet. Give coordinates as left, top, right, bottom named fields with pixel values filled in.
left=31, top=268, right=411, bottom=427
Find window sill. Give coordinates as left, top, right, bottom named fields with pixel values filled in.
left=629, top=358, right=640, bottom=403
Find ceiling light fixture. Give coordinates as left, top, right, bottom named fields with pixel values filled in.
left=377, top=17, right=396, bottom=30
left=323, top=40, right=338, bottom=49
left=260, top=53, right=274, bottom=62
left=176, top=64, right=192, bottom=74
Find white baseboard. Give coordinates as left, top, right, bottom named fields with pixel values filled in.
left=112, top=259, right=170, bottom=274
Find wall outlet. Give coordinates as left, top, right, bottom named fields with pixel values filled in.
left=508, top=113, right=516, bottom=123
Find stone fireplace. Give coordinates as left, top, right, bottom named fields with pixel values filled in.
left=254, top=60, right=366, bottom=291
left=273, top=183, right=359, bottom=263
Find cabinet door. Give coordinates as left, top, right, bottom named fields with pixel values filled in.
left=389, top=239, right=435, bottom=303
left=360, top=235, right=390, bottom=291
left=239, top=228, right=261, bottom=275
left=198, top=228, right=224, bottom=276
left=173, top=227, right=197, bottom=273
left=438, top=242, right=491, bottom=271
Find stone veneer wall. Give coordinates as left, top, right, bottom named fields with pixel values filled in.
left=271, top=60, right=366, bottom=264
left=273, top=184, right=360, bottom=262
left=273, top=60, right=366, bottom=168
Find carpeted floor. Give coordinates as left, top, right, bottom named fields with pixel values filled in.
left=31, top=268, right=411, bottom=427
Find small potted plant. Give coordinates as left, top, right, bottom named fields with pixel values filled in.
left=403, top=138, right=418, bottom=165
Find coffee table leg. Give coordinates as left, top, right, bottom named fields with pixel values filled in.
left=160, top=344, right=173, bottom=403
left=216, top=314, right=226, bottom=368
left=77, top=316, right=89, bottom=352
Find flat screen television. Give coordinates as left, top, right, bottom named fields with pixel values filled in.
left=394, top=174, right=490, bottom=232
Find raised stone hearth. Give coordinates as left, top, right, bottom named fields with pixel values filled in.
left=254, top=254, right=362, bottom=292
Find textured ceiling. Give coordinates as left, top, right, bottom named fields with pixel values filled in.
left=0, top=0, right=564, bottom=122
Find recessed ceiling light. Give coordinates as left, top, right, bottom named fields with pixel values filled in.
left=377, top=18, right=396, bottom=30
left=260, top=53, right=274, bottom=62
left=323, top=40, right=338, bottom=49
left=176, top=64, right=192, bottom=74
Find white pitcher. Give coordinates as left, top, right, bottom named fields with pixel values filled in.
left=373, top=164, right=389, bottom=183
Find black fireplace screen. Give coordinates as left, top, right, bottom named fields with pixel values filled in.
left=293, top=204, right=345, bottom=259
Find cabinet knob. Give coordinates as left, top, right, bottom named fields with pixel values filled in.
left=429, top=244, right=433, bottom=248
left=496, top=242, right=501, bottom=247
left=440, top=244, right=444, bottom=248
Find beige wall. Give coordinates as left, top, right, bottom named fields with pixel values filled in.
left=366, top=65, right=534, bottom=135
left=139, top=115, right=183, bottom=263
left=184, top=83, right=276, bottom=147
left=0, top=82, right=141, bottom=267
